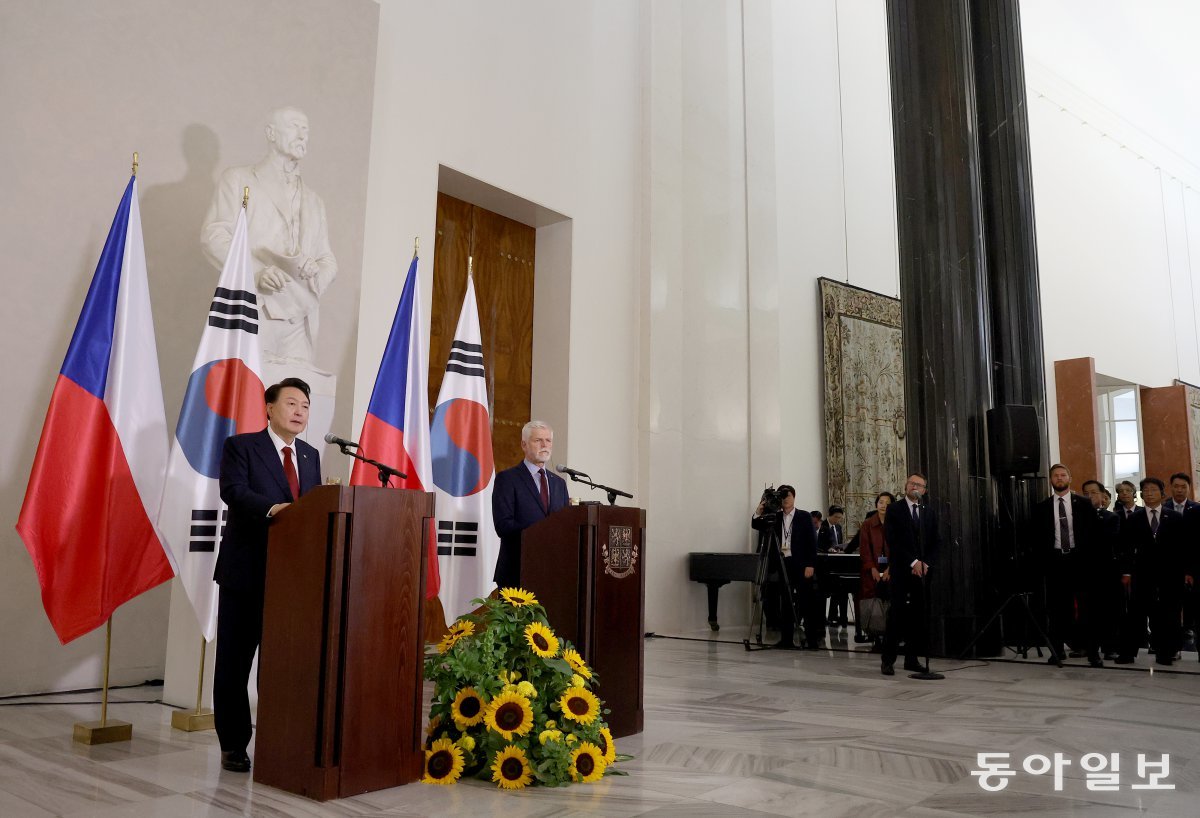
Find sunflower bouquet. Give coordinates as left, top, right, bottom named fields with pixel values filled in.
left=421, top=587, right=628, bottom=789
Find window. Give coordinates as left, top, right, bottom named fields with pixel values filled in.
left=1097, top=386, right=1142, bottom=491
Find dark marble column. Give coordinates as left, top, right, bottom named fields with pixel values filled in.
left=886, top=0, right=1048, bottom=655
left=971, top=0, right=1048, bottom=424
left=886, top=0, right=994, bottom=655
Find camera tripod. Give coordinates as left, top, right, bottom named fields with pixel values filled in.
left=744, top=513, right=805, bottom=651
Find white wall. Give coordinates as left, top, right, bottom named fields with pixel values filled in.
left=1024, top=63, right=1200, bottom=465
left=640, top=0, right=899, bottom=634
left=354, top=0, right=900, bottom=638
left=358, top=0, right=644, bottom=504
left=0, top=0, right=377, bottom=697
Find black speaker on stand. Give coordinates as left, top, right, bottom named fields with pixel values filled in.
left=958, top=405, right=1058, bottom=661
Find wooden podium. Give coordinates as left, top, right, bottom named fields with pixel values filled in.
left=254, top=485, right=433, bottom=800
left=520, top=504, right=646, bottom=738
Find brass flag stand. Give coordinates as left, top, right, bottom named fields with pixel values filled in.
left=73, top=617, right=133, bottom=745
left=171, top=636, right=215, bottom=731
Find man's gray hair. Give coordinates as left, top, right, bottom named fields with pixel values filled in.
left=521, top=420, right=553, bottom=442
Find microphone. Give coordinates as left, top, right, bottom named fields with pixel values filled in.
left=556, top=463, right=590, bottom=479
left=324, top=433, right=360, bottom=449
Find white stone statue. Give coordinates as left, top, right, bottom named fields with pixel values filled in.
left=201, top=107, right=337, bottom=366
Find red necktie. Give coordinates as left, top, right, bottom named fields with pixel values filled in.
left=538, top=468, right=550, bottom=513
left=283, top=446, right=300, bottom=501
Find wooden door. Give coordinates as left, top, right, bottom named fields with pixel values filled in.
left=430, top=193, right=535, bottom=468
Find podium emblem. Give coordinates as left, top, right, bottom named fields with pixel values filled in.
left=603, top=526, right=638, bottom=579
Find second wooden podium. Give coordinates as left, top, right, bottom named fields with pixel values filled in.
left=520, top=504, right=646, bottom=738
left=253, top=485, right=432, bottom=800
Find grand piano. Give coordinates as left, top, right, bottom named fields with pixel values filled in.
left=688, top=550, right=861, bottom=630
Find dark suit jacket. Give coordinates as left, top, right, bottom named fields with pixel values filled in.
left=491, top=462, right=569, bottom=587
left=816, top=521, right=844, bottom=553
left=1094, top=508, right=1120, bottom=568
left=1118, top=507, right=1186, bottom=590
left=214, top=429, right=322, bottom=593
left=752, top=508, right=817, bottom=572
left=1114, top=504, right=1138, bottom=523
left=1164, top=498, right=1200, bottom=516
left=1032, top=492, right=1097, bottom=568
left=883, top=497, right=940, bottom=586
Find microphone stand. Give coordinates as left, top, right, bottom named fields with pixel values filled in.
left=338, top=444, right=406, bottom=488
left=910, top=499, right=944, bottom=681
left=561, top=471, right=632, bottom=506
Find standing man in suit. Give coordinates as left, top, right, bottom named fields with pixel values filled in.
left=491, top=420, right=569, bottom=589
left=818, top=505, right=850, bottom=626
left=752, top=486, right=822, bottom=649
left=1034, top=465, right=1101, bottom=667
left=1163, top=473, right=1199, bottom=651
left=1116, top=477, right=1188, bottom=666
left=881, top=473, right=941, bottom=676
left=1114, top=480, right=1139, bottom=522
left=1083, top=479, right=1122, bottom=660
left=1164, top=473, right=1199, bottom=516
left=213, top=378, right=322, bottom=772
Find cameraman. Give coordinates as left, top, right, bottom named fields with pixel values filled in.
left=752, top=485, right=822, bottom=650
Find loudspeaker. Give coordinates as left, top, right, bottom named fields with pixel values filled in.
left=987, top=404, right=1041, bottom=476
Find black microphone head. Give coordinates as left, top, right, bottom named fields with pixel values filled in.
left=324, top=433, right=339, bottom=445
left=555, top=463, right=568, bottom=473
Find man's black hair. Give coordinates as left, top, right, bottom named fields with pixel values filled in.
left=265, top=377, right=312, bottom=404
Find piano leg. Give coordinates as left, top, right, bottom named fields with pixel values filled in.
left=704, top=581, right=729, bottom=630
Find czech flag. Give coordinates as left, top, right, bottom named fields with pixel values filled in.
left=158, top=206, right=265, bottom=640
left=351, top=254, right=439, bottom=597
left=16, top=174, right=174, bottom=644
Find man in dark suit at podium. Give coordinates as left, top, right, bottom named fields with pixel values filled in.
left=213, top=378, right=322, bottom=773
left=881, top=472, right=941, bottom=676
left=492, top=420, right=569, bottom=589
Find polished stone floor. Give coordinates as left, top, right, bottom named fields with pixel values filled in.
left=1, top=631, right=1198, bottom=817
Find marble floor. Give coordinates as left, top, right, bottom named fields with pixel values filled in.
left=1, top=632, right=1199, bottom=817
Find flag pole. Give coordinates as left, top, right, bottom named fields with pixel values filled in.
left=468, top=255, right=473, bottom=279
left=413, top=236, right=419, bottom=260
left=171, top=636, right=216, bottom=731
left=243, top=186, right=250, bottom=208
left=73, top=617, right=133, bottom=744
left=131, top=152, right=138, bottom=177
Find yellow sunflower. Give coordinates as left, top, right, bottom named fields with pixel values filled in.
left=485, top=691, right=534, bottom=739
left=561, top=647, right=592, bottom=679
left=569, top=742, right=607, bottom=783
left=422, top=737, right=465, bottom=785
left=597, top=726, right=616, bottom=764
left=425, top=713, right=442, bottom=738
left=436, top=629, right=465, bottom=654
left=447, top=619, right=476, bottom=639
left=491, top=744, right=533, bottom=789
left=499, top=587, right=538, bottom=607
left=451, top=686, right=486, bottom=729
left=524, top=622, right=560, bottom=658
left=558, top=686, right=601, bottom=725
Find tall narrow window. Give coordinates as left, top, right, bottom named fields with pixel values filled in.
left=1097, top=386, right=1142, bottom=490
